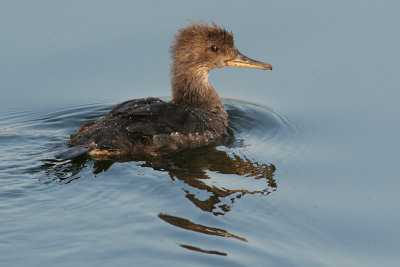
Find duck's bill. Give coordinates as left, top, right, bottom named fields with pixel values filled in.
left=225, top=52, right=272, bottom=70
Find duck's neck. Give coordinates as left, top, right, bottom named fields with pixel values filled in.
left=171, top=65, right=223, bottom=110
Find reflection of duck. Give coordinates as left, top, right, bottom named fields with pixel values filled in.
left=45, top=146, right=276, bottom=215
left=67, top=22, right=271, bottom=157
left=146, top=147, right=276, bottom=215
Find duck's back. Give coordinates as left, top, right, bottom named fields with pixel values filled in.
left=68, top=98, right=228, bottom=156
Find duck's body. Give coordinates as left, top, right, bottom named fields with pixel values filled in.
left=68, top=22, right=271, bottom=157
left=69, top=97, right=227, bottom=156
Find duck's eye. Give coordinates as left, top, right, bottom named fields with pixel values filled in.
left=211, top=45, right=219, bottom=52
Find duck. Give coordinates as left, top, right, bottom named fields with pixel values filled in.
left=67, top=22, right=272, bottom=157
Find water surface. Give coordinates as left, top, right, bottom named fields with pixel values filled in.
left=1, top=100, right=300, bottom=265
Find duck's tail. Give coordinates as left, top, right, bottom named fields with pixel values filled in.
left=55, top=146, right=93, bottom=160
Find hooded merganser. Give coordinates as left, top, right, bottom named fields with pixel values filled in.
left=68, top=22, right=272, bottom=157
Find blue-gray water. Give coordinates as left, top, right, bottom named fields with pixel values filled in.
left=1, top=1, right=399, bottom=266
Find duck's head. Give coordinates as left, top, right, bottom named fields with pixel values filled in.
left=170, top=22, right=272, bottom=109
left=171, top=22, right=272, bottom=72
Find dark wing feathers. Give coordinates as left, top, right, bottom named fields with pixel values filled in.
left=111, top=98, right=204, bottom=135
left=68, top=98, right=213, bottom=155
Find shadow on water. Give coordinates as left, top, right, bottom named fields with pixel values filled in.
left=37, top=100, right=294, bottom=256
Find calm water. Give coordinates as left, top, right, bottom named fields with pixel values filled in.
left=1, top=1, right=400, bottom=266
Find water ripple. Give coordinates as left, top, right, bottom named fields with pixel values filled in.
left=0, top=99, right=307, bottom=261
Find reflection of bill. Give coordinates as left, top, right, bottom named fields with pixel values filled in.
left=159, top=213, right=247, bottom=242
left=159, top=213, right=247, bottom=256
